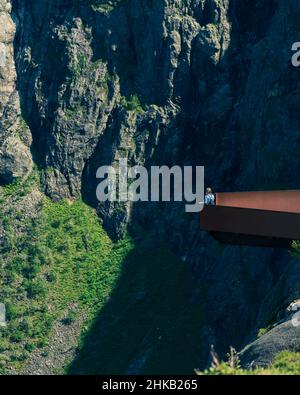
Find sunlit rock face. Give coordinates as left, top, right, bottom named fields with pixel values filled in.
left=0, top=0, right=32, bottom=183
left=0, top=0, right=16, bottom=111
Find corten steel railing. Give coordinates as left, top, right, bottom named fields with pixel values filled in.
left=216, top=190, right=300, bottom=214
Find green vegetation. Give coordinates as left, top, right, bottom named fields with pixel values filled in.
left=0, top=188, right=134, bottom=372
left=69, top=51, right=89, bottom=78
left=257, top=326, right=272, bottom=338
left=0, top=168, right=40, bottom=199
left=291, top=240, right=300, bottom=258
left=68, top=246, right=205, bottom=375
left=120, top=94, right=144, bottom=114
left=3, top=169, right=297, bottom=375
left=0, top=175, right=204, bottom=375
left=17, top=115, right=31, bottom=144
left=197, top=350, right=300, bottom=375
left=62, top=311, right=77, bottom=326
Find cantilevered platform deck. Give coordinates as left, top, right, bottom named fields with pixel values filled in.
left=201, top=190, right=300, bottom=248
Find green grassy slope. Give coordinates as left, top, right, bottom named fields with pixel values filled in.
left=0, top=182, right=134, bottom=372
left=0, top=175, right=205, bottom=374
left=1, top=175, right=298, bottom=375
left=68, top=246, right=205, bottom=375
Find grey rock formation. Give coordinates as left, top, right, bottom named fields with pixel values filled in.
left=240, top=319, right=300, bottom=368
left=0, top=0, right=32, bottom=183
left=0, top=135, right=32, bottom=182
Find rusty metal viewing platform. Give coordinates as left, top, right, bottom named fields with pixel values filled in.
left=200, top=190, right=300, bottom=248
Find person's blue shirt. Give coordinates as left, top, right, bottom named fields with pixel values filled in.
left=205, top=193, right=215, bottom=205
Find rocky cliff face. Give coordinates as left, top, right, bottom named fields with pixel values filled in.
left=1, top=0, right=300, bottom=372
left=0, top=0, right=32, bottom=183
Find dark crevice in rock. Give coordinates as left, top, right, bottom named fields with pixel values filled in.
left=3, top=0, right=300, bottom=373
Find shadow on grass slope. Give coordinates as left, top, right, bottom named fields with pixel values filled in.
left=67, top=244, right=205, bottom=375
